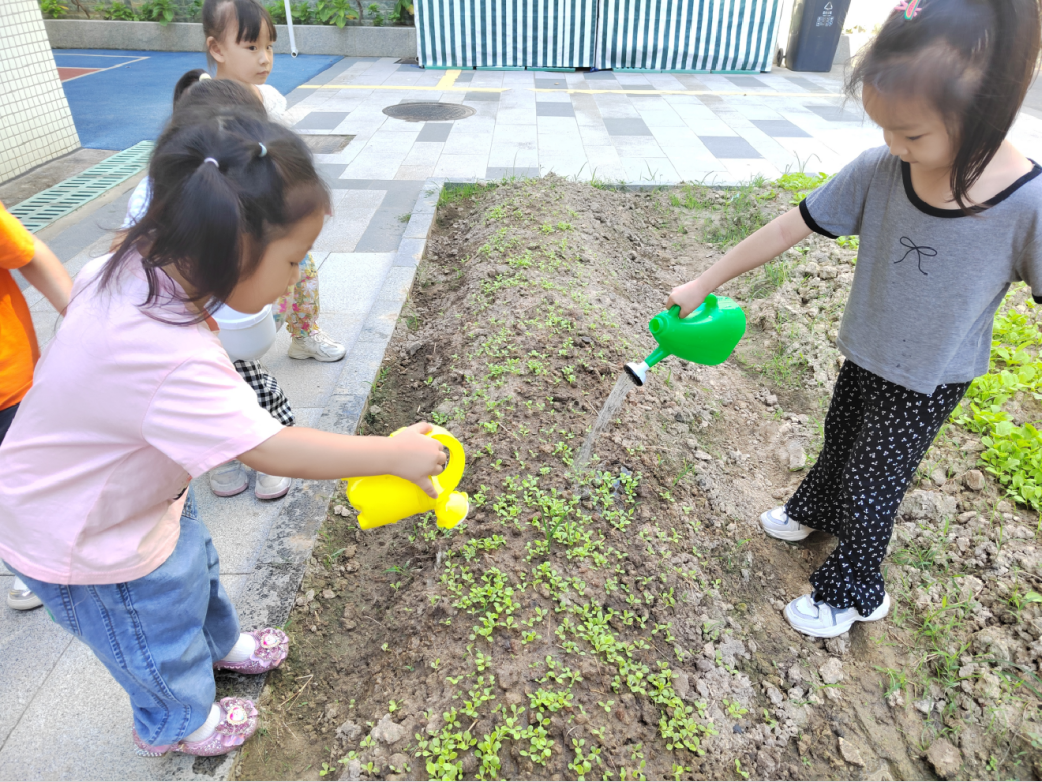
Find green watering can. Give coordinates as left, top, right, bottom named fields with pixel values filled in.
left=624, top=294, right=747, bottom=386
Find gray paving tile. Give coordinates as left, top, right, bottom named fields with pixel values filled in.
left=0, top=592, right=71, bottom=746
left=535, top=77, right=570, bottom=89
left=486, top=166, right=540, bottom=179
left=536, top=102, right=576, bottom=117
left=294, top=111, right=351, bottom=130
left=726, top=75, right=766, bottom=90
left=316, top=163, right=349, bottom=188
left=584, top=70, right=618, bottom=80
left=417, top=122, right=453, bottom=142
left=786, top=76, right=829, bottom=93
left=752, top=119, right=811, bottom=138
left=317, top=254, right=396, bottom=317
left=604, top=117, right=652, bottom=136
left=455, top=71, right=475, bottom=83
left=465, top=91, right=501, bottom=102
left=674, top=74, right=710, bottom=91
left=0, top=641, right=216, bottom=781
left=805, top=104, right=866, bottom=123
left=698, top=135, right=763, bottom=159
left=620, top=84, right=655, bottom=91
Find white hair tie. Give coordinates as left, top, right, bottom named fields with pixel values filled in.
left=199, top=72, right=212, bottom=81
left=203, top=157, right=219, bottom=168
left=258, top=143, right=267, bottom=158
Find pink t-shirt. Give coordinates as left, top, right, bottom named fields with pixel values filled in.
left=0, top=252, right=283, bottom=585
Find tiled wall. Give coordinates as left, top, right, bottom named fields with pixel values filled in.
left=0, top=0, right=80, bottom=184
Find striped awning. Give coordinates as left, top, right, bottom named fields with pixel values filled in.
left=594, top=0, right=784, bottom=72
left=415, top=0, right=784, bottom=72
left=415, top=0, right=598, bottom=69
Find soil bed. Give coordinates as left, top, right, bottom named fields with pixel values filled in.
left=239, top=177, right=1042, bottom=782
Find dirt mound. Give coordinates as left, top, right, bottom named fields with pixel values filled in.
left=238, top=177, right=1042, bottom=782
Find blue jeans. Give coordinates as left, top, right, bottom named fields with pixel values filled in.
left=5, top=489, right=240, bottom=746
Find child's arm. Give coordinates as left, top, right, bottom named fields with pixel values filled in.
left=20, top=238, right=73, bottom=315
left=667, top=207, right=811, bottom=316
left=239, top=421, right=448, bottom=497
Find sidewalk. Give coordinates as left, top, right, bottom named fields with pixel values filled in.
left=2, top=54, right=1040, bottom=781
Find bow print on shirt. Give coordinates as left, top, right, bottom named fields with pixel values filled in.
left=894, top=236, right=938, bottom=275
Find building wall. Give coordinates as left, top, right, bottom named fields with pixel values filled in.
left=0, top=0, right=80, bottom=184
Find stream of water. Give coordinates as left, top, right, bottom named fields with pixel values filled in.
left=573, top=373, right=638, bottom=472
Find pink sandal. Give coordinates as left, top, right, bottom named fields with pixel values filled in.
left=133, top=697, right=258, bottom=757
left=213, top=628, right=289, bottom=675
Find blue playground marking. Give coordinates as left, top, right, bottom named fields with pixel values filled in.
left=56, top=49, right=343, bottom=150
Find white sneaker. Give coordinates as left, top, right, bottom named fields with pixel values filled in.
left=784, top=592, right=891, bottom=638
left=759, top=506, right=814, bottom=541
left=8, top=576, right=43, bottom=611
left=287, top=328, right=346, bottom=362
left=255, top=472, right=291, bottom=500
left=210, top=461, right=248, bottom=497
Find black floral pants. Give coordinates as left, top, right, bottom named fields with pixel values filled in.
left=785, top=360, right=968, bottom=614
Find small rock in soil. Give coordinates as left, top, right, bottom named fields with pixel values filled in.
left=341, top=758, right=362, bottom=781
left=336, top=719, right=362, bottom=743
left=672, top=670, right=691, bottom=700
left=824, top=635, right=849, bottom=656
left=962, top=469, right=985, bottom=491
left=838, top=737, right=865, bottom=767
left=785, top=441, right=807, bottom=471
left=926, top=739, right=962, bottom=779
left=930, top=467, right=947, bottom=487
left=321, top=589, right=336, bottom=599
left=819, top=657, right=844, bottom=684
left=370, top=714, right=407, bottom=746
left=899, top=490, right=957, bottom=521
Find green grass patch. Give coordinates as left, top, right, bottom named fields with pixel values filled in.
left=951, top=291, right=1042, bottom=511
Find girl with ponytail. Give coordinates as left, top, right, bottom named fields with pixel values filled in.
left=667, top=0, right=1042, bottom=638
left=0, top=109, right=446, bottom=757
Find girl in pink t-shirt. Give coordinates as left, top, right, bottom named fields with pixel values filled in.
left=0, top=105, right=445, bottom=758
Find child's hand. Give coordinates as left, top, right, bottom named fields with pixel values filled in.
left=666, top=278, right=710, bottom=318
left=390, top=422, right=448, bottom=498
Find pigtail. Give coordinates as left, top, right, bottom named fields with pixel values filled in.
left=172, top=69, right=210, bottom=109
left=162, top=153, right=244, bottom=311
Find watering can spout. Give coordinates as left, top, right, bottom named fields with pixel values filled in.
left=624, top=361, right=648, bottom=386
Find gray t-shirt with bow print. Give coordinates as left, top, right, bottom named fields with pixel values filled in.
left=800, top=146, right=1042, bottom=395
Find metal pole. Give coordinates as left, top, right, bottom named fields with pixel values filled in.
left=284, top=0, right=298, bottom=56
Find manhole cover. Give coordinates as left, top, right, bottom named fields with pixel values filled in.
left=301, top=135, right=354, bottom=154
left=382, top=102, right=475, bottom=122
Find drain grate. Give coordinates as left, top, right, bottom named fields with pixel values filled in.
left=301, top=134, right=354, bottom=154
left=382, top=102, right=475, bottom=122
left=10, top=141, right=154, bottom=233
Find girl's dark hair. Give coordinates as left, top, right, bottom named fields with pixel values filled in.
left=203, top=0, right=277, bottom=68
left=172, top=70, right=264, bottom=115
left=848, top=0, right=1041, bottom=211
left=103, top=109, right=330, bottom=322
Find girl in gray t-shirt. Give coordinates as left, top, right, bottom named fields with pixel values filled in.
left=667, top=0, right=1042, bottom=640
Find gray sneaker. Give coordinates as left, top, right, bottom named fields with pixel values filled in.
left=255, top=472, right=291, bottom=500
left=287, top=328, right=346, bottom=362
left=210, top=461, right=248, bottom=497
left=8, top=576, right=43, bottom=611
left=759, top=506, right=814, bottom=541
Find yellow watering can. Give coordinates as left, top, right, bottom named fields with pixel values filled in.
left=345, top=425, right=469, bottom=530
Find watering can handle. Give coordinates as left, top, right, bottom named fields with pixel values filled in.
left=669, top=294, right=717, bottom=320
left=429, top=426, right=465, bottom=493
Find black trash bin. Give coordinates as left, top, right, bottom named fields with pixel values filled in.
left=784, top=0, right=852, bottom=72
